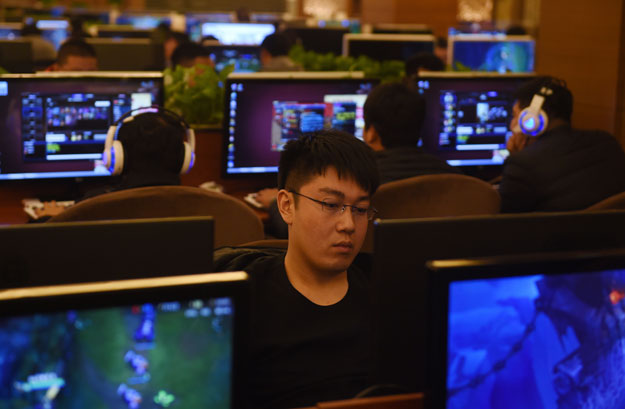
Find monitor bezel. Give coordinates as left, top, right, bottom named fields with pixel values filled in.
left=0, top=271, right=249, bottom=409
left=0, top=72, right=164, bottom=181
left=425, top=248, right=625, bottom=409
left=221, top=73, right=377, bottom=178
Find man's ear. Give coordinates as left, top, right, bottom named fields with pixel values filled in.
left=276, top=189, right=294, bottom=225
left=364, top=125, right=384, bottom=151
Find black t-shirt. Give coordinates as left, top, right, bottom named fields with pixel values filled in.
left=245, top=254, right=372, bottom=409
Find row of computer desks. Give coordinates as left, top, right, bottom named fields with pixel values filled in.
left=3, top=209, right=625, bottom=408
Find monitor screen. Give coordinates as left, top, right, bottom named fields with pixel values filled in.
left=223, top=74, right=378, bottom=176
left=96, top=25, right=153, bottom=39
left=186, top=13, right=235, bottom=43
left=86, top=39, right=165, bottom=71
left=0, top=23, right=22, bottom=40
left=36, top=19, right=69, bottom=50
left=449, top=35, right=535, bottom=73
left=428, top=250, right=625, bottom=409
left=0, top=40, right=33, bottom=73
left=206, top=45, right=261, bottom=73
left=0, top=73, right=163, bottom=180
left=201, top=23, right=275, bottom=45
left=416, top=73, right=534, bottom=167
left=0, top=272, right=247, bottom=409
left=115, top=14, right=171, bottom=29
left=343, top=34, right=435, bottom=60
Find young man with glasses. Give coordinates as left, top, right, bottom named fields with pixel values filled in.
left=217, top=130, right=379, bottom=408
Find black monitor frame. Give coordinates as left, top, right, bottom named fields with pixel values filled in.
left=370, top=210, right=625, bottom=392
left=0, top=270, right=248, bottom=409
left=425, top=248, right=625, bottom=409
left=0, top=216, right=213, bottom=289
left=342, top=33, right=436, bottom=60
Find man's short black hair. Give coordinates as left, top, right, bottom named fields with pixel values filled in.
left=363, top=82, right=426, bottom=148
left=260, top=33, right=292, bottom=57
left=514, top=76, right=573, bottom=123
left=56, top=39, right=96, bottom=65
left=278, top=130, right=380, bottom=197
left=171, top=42, right=210, bottom=67
left=21, top=22, right=41, bottom=36
left=405, top=52, right=444, bottom=77
left=117, top=112, right=186, bottom=176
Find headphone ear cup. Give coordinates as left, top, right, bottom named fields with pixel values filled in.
left=109, top=140, right=125, bottom=176
left=518, top=108, right=548, bottom=137
left=179, top=141, right=195, bottom=174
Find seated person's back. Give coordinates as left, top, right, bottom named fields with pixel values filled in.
left=499, top=76, right=625, bottom=212
left=259, top=32, right=302, bottom=72
left=363, top=82, right=460, bottom=184
left=216, top=130, right=380, bottom=408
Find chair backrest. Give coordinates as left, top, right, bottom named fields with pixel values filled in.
left=48, top=185, right=264, bottom=247
left=585, top=190, right=625, bottom=211
left=363, top=174, right=501, bottom=252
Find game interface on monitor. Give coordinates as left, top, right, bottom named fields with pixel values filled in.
left=225, top=78, right=375, bottom=174
left=416, top=75, right=532, bottom=167
left=201, top=23, right=275, bottom=45
left=450, top=36, right=535, bottom=73
left=1, top=297, right=234, bottom=408
left=446, top=267, right=625, bottom=409
left=0, top=75, right=161, bottom=180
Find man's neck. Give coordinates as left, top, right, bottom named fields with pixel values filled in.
left=284, top=249, right=349, bottom=306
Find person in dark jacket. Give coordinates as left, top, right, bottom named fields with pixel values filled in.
left=499, top=76, right=625, bottom=213
left=362, top=81, right=460, bottom=184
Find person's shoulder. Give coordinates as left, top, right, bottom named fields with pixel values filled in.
left=214, top=246, right=286, bottom=275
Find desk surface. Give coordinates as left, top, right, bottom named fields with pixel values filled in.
left=0, top=130, right=275, bottom=225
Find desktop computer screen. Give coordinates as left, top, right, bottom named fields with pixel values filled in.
left=283, top=26, right=349, bottom=55
left=416, top=73, right=534, bottom=167
left=201, top=23, right=275, bottom=45
left=115, top=14, right=171, bottom=29
left=0, top=272, right=247, bottom=408
left=427, top=250, right=625, bottom=409
left=449, top=34, right=535, bottom=73
left=0, top=23, right=22, bottom=40
left=223, top=74, right=378, bottom=175
left=35, top=19, right=69, bottom=50
left=205, top=45, right=261, bottom=73
left=186, top=13, right=235, bottom=43
left=0, top=73, right=163, bottom=180
left=343, top=34, right=435, bottom=61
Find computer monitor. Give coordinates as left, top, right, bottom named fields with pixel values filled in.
left=343, top=34, right=435, bottom=61
left=95, top=25, right=153, bottom=39
left=283, top=26, right=349, bottom=55
left=370, top=210, right=625, bottom=392
left=0, top=72, right=162, bottom=180
left=186, top=12, right=235, bottom=43
left=449, top=34, right=535, bottom=73
left=0, top=39, right=33, bottom=73
left=200, top=22, right=275, bottom=45
left=0, top=270, right=247, bottom=408
left=0, top=22, right=23, bottom=40
left=205, top=44, right=261, bottom=73
left=426, top=249, right=625, bottom=409
left=415, top=72, right=534, bottom=168
left=86, top=38, right=165, bottom=71
left=223, top=72, right=377, bottom=176
left=35, top=19, right=69, bottom=50
left=0, top=216, right=214, bottom=288
left=115, top=13, right=171, bottom=29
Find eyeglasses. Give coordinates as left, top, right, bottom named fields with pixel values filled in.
left=289, top=191, right=378, bottom=221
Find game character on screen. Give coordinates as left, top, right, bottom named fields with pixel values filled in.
left=259, top=32, right=302, bottom=72
left=216, top=130, right=380, bottom=408
left=363, top=82, right=460, bottom=184
left=499, top=76, right=625, bottom=212
left=46, top=38, right=98, bottom=71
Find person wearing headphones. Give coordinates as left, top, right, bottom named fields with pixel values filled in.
left=499, top=76, right=625, bottom=213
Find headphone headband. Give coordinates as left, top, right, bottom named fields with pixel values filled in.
left=102, top=105, right=196, bottom=176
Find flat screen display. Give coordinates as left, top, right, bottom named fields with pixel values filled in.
left=1, top=296, right=235, bottom=408
left=450, top=35, right=535, bottom=73
left=224, top=76, right=378, bottom=175
left=206, top=45, right=261, bottom=73
left=0, top=73, right=162, bottom=180
left=344, top=34, right=435, bottom=61
left=201, top=23, right=275, bottom=45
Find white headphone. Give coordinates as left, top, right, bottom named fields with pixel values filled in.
left=515, top=86, right=553, bottom=137
left=102, top=106, right=196, bottom=176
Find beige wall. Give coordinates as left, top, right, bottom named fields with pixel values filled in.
left=536, top=0, right=625, bottom=146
